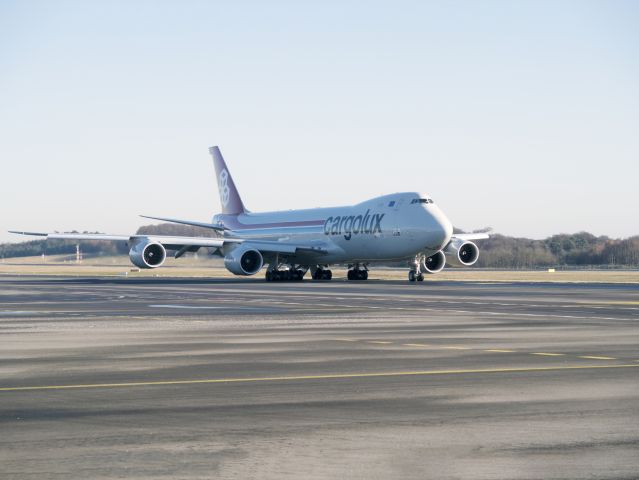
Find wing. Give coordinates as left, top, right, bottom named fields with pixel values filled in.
left=241, top=240, right=328, bottom=255
left=8, top=231, right=328, bottom=257
left=135, top=217, right=329, bottom=253
left=452, top=233, right=489, bottom=241
left=8, top=231, right=133, bottom=241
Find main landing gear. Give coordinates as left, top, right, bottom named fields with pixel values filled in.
left=265, top=268, right=306, bottom=282
left=347, top=264, right=369, bottom=280
left=312, top=267, right=332, bottom=280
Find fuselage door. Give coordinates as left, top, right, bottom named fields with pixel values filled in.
left=391, top=198, right=404, bottom=237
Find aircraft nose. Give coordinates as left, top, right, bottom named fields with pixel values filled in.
left=429, top=206, right=453, bottom=248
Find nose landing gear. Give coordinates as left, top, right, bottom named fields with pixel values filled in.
left=408, top=257, right=425, bottom=282
left=408, top=270, right=424, bottom=282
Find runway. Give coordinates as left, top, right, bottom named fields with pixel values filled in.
left=1, top=275, right=638, bottom=479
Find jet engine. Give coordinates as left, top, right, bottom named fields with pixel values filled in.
left=129, top=240, right=166, bottom=269
left=224, top=245, right=264, bottom=276
left=444, top=239, right=479, bottom=267
left=420, top=250, right=446, bottom=274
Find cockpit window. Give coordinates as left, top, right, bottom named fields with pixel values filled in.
left=411, top=198, right=434, bottom=204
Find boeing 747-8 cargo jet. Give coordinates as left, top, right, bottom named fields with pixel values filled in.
left=11, top=146, right=488, bottom=282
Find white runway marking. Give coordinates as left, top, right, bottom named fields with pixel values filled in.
left=149, top=304, right=225, bottom=309
left=0, top=311, right=42, bottom=315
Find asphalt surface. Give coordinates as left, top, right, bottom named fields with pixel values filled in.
left=1, top=275, right=638, bottom=479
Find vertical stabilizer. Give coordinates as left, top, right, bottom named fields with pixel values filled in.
left=209, top=146, right=246, bottom=215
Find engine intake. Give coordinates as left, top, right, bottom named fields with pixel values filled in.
left=129, top=241, right=166, bottom=269
left=444, top=240, right=479, bottom=267
left=420, top=250, right=446, bottom=274
left=224, top=246, right=264, bottom=276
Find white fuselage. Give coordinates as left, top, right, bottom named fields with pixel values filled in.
left=214, top=192, right=454, bottom=264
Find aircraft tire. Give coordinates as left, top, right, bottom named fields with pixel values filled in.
left=348, top=269, right=368, bottom=280
left=408, top=271, right=416, bottom=282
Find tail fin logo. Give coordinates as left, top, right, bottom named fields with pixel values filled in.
left=218, top=169, right=230, bottom=207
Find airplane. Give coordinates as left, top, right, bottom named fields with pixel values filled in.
left=10, top=146, right=488, bottom=282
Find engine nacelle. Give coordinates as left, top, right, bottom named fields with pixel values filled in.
left=444, top=239, right=479, bottom=267
left=129, top=240, right=166, bottom=269
left=420, top=250, right=446, bottom=274
left=224, top=246, right=264, bottom=276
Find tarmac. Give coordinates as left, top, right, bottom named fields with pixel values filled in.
left=1, top=275, right=638, bottom=479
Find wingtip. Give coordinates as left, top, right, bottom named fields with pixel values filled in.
left=8, top=230, right=48, bottom=237
left=139, top=215, right=164, bottom=223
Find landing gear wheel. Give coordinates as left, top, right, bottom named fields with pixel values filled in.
left=348, top=269, right=368, bottom=280
left=408, top=271, right=416, bottom=282
left=266, top=269, right=305, bottom=282
left=313, top=268, right=332, bottom=280
left=416, top=273, right=424, bottom=282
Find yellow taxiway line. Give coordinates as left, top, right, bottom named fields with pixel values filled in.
left=348, top=339, right=626, bottom=363
left=1, top=364, right=638, bottom=392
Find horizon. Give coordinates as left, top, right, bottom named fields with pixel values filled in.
left=3, top=223, right=637, bottom=247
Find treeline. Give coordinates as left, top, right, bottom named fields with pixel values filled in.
left=475, top=232, right=639, bottom=268
left=0, top=224, right=218, bottom=259
left=0, top=233, right=128, bottom=258
left=1, top=227, right=638, bottom=268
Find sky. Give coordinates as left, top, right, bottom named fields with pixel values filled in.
left=1, top=0, right=638, bottom=243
